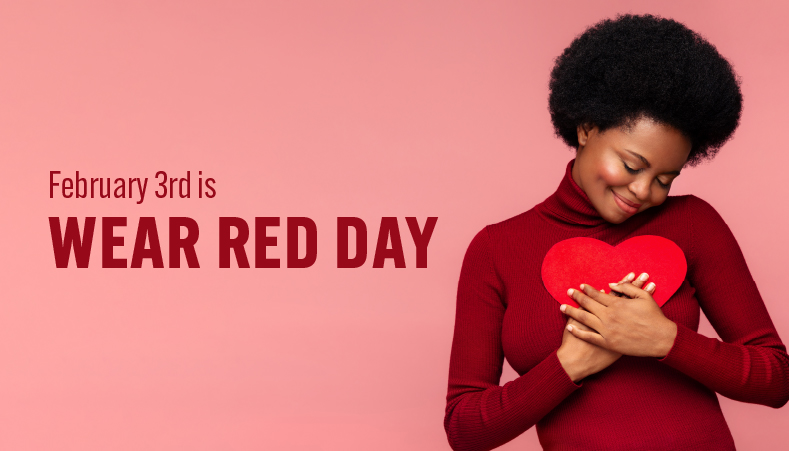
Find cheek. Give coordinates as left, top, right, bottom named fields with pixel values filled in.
left=598, top=164, right=629, bottom=187
left=651, top=192, right=670, bottom=206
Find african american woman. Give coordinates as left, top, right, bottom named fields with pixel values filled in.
left=444, top=13, right=789, bottom=451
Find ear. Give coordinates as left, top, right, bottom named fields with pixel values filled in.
left=576, top=123, right=594, bottom=146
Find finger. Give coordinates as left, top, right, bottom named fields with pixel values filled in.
left=608, top=279, right=650, bottom=299
left=566, top=316, right=593, bottom=332
left=610, top=273, right=634, bottom=297
left=578, top=283, right=613, bottom=308
left=566, top=323, right=607, bottom=347
left=568, top=286, right=605, bottom=314
left=631, top=272, right=650, bottom=289
left=645, top=282, right=656, bottom=294
left=560, top=302, right=604, bottom=331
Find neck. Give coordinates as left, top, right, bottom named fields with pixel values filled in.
left=537, top=158, right=609, bottom=228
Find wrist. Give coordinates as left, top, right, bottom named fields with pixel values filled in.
left=556, top=347, right=586, bottom=382
left=654, top=319, right=678, bottom=358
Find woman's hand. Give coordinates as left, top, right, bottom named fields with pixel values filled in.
left=556, top=272, right=647, bottom=382
left=557, top=313, right=621, bottom=382
left=561, top=272, right=678, bottom=358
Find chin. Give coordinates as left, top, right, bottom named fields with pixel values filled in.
left=602, top=211, right=629, bottom=224
left=600, top=189, right=638, bottom=223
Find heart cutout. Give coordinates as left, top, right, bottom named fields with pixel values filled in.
left=541, top=235, right=687, bottom=308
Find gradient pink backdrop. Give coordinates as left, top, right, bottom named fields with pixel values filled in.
left=1, top=1, right=787, bottom=449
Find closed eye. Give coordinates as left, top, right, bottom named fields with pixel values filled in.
left=623, top=162, right=641, bottom=175
left=623, top=161, right=671, bottom=189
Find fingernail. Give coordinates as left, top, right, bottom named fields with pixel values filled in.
left=560, top=304, right=567, bottom=312
left=646, top=282, right=655, bottom=291
left=626, top=272, right=635, bottom=281
left=567, top=288, right=574, bottom=296
left=567, top=325, right=574, bottom=332
left=579, top=283, right=586, bottom=290
left=609, top=282, right=618, bottom=287
left=639, top=273, right=649, bottom=281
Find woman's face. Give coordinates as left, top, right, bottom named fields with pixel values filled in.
left=571, top=116, right=692, bottom=224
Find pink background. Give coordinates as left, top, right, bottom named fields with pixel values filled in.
left=2, top=1, right=788, bottom=449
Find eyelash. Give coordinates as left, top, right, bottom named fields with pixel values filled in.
left=623, top=162, right=671, bottom=189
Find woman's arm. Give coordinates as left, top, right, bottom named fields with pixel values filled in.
left=656, top=195, right=789, bottom=408
left=444, top=227, right=582, bottom=451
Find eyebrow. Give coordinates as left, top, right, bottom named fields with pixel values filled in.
left=624, top=149, right=682, bottom=176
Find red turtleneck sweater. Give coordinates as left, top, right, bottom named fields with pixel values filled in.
left=444, top=159, right=789, bottom=451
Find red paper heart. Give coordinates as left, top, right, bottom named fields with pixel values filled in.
left=541, top=235, right=687, bottom=308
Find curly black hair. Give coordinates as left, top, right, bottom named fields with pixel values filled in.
left=548, top=14, right=742, bottom=167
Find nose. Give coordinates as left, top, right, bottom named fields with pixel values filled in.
left=628, top=177, right=651, bottom=203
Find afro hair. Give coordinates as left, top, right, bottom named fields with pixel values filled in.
left=548, top=14, right=742, bottom=167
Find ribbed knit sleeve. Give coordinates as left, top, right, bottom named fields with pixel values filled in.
left=657, top=195, right=789, bottom=408
left=444, top=227, right=582, bottom=451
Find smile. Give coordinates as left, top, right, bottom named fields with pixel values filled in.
left=612, top=190, right=641, bottom=214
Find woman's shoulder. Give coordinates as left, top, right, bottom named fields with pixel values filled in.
left=482, top=208, right=542, bottom=240
left=656, top=194, right=737, bottom=256
left=663, top=193, right=727, bottom=224
left=460, top=209, right=543, bottom=258
left=666, top=193, right=712, bottom=208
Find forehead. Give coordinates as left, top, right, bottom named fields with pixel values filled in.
left=608, top=119, right=691, bottom=169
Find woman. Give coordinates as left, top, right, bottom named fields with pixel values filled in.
left=444, top=14, right=789, bottom=451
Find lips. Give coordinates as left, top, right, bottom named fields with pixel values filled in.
left=612, top=190, right=641, bottom=213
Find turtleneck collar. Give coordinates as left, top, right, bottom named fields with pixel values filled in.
left=536, top=158, right=610, bottom=228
